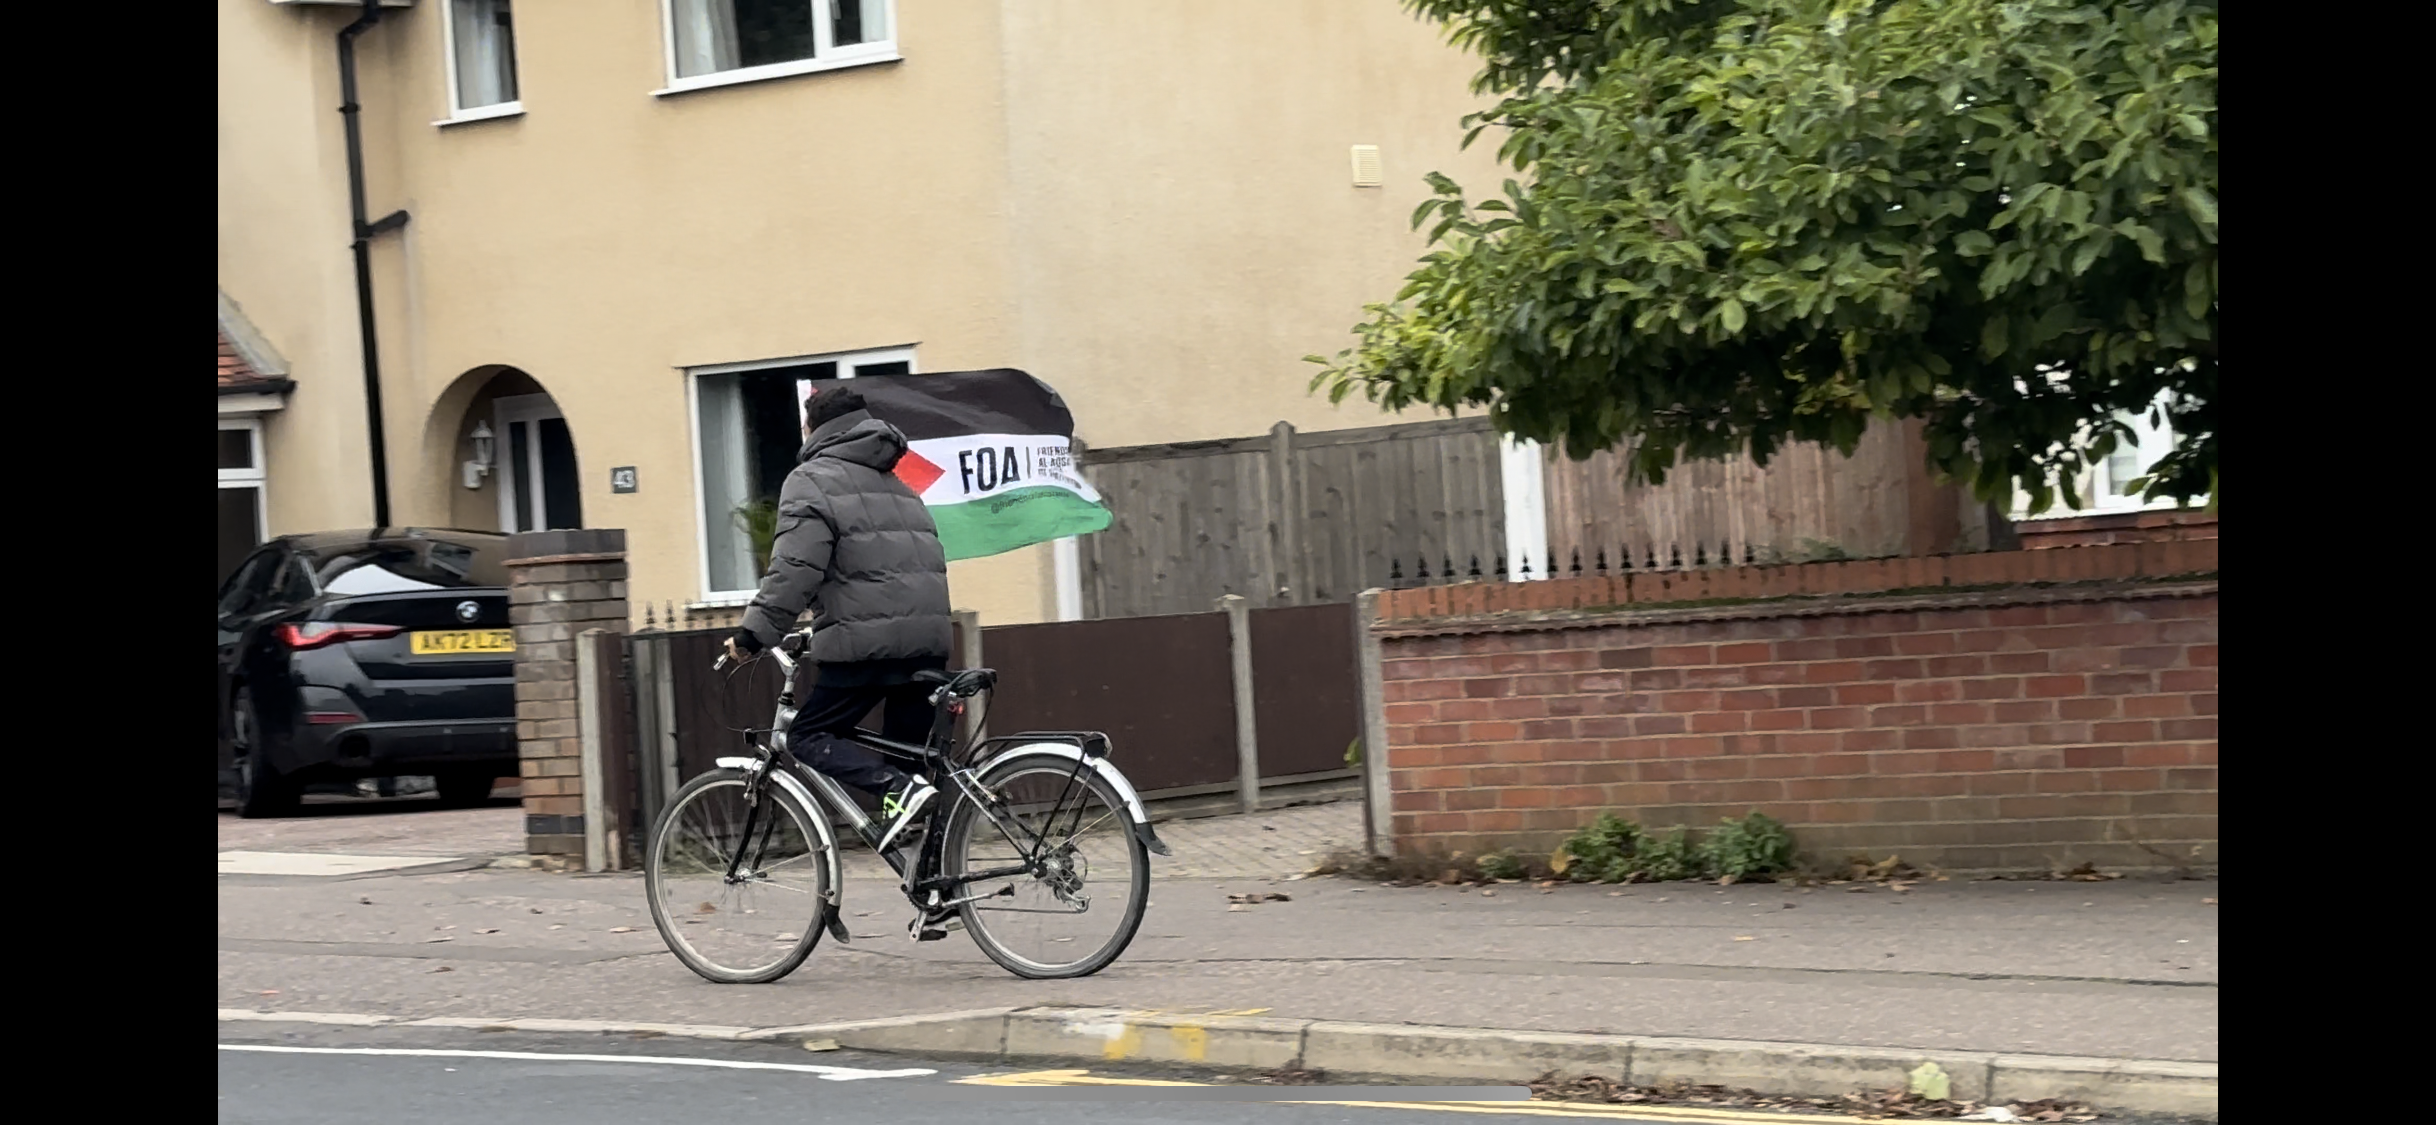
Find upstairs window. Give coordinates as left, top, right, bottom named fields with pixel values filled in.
left=663, top=0, right=896, bottom=92
left=444, top=0, right=521, bottom=120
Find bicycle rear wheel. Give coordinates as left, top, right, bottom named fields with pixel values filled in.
left=645, top=768, right=833, bottom=984
left=941, top=754, right=1149, bottom=979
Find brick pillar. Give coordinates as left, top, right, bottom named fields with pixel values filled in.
left=505, top=529, right=630, bottom=860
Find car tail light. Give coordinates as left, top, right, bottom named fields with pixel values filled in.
left=277, top=622, right=404, bottom=651
left=305, top=711, right=362, bottom=725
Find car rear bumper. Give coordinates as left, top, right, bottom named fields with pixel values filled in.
left=304, top=719, right=518, bottom=774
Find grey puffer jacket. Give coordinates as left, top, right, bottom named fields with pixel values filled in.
left=740, top=410, right=952, bottom=665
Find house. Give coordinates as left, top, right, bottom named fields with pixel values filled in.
left=215, top=0, right=1504, bottom=625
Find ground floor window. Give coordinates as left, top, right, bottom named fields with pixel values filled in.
left=689, top=346, right=914, bottom=600
left=2010, top=391, right=2194, bottom=520
left=218, top=419, right=267, bottom=587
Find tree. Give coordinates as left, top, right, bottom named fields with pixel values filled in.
left=1311, top=0, right=2217, bottom=514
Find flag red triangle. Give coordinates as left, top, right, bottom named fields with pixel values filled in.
left=894, top=448, right=945, bottom=494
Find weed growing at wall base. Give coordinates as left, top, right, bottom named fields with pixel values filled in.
left=1550, top=811, right=1799, bottom=884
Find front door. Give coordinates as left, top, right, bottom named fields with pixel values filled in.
left=493, top=394, right=583, bottom=532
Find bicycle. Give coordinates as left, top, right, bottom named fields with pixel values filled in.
left=643, top=630, right=1171, bottom=984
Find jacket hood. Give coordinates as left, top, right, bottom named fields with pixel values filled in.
left=799, top=410, right=907, bottom=472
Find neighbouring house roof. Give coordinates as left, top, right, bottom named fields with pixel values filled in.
left=218, top=289, right=295, bottom=399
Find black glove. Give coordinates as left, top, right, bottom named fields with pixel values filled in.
left=729, top=628, right=765, bottom=656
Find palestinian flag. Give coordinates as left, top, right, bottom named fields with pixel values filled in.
left=796, top=368, right=1112, bottom=562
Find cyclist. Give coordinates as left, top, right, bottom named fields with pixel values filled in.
left=724, top=383, right=952, bottom=856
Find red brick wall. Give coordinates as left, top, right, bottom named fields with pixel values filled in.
left=1379, top=585, right=2218, bottom=873
left=2014, top=509, right=2218, bottom=550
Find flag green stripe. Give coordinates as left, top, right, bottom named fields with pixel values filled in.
left=929, top=485, right=1112, bottom=562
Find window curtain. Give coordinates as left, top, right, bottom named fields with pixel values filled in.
left=832, top=0, right=887, bottom=47
left=451, top=0, right=518, bottom=108
left=673, top=0, right=743, bottom=78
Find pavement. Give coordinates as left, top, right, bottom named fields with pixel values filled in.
left=218, top=797, right=2214, bottom=1062
left=214, top=796, right=1368, bottom=880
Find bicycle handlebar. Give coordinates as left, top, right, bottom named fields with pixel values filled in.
left=711, top=631, right=808, bottom=674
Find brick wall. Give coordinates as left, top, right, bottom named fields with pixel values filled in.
left=2014, top=509, right=2218, bottom=550
left=507, top=529, right=630, bottom=858
left=1374, top=544, right=2218, bottom=873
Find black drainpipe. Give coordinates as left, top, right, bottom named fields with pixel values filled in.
left=339, top=0, right=410, bottom=530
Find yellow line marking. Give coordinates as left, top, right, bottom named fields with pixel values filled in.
left=954, top=1071, right=1885, bottom=1123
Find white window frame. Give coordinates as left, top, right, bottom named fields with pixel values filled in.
left=219, top=418, right=269, bottom=547
left=686, top=344, right=918, bottom=606
left=437, top=0, right=525, bottom=126
left=653, top=0, right=901, bottom=98
left=493, top=393, right=569, bottom=533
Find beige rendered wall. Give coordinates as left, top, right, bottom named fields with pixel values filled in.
left=996, top=0, right=1506, bottom=450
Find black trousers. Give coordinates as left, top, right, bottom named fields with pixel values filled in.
left=784, top=678, right=936, bottom=796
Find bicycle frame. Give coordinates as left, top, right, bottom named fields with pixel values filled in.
left=712, top=638, right=1168, bottom=931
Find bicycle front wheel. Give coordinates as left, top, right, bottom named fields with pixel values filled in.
left=942, top=754, right=1150, bottom=979
left=645, top=768, right=833, bottom=984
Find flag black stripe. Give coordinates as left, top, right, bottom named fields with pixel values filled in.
left=848, top=369, right=1076, bottom=442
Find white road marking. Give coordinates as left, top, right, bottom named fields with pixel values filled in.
left=216, top=1044, right=936, bottom=1081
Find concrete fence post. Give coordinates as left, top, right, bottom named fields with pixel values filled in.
left=1353, top=588, right=1393, bottom=858
left=1218, top=594, right=1259, bottom=815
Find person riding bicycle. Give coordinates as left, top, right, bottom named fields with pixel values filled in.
left=723, top=383, right=952, bottom=855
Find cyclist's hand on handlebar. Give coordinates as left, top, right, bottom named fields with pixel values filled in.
left=721, top=628, right=767, bottom=671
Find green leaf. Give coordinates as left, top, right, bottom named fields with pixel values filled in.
left=1955, top=230, right=1994, bottom=258
left=2179, top=187, right=2219, bottom=231
left=2183, top=260, right=2212, bottom=319
left=1718, top=299, right=1747, bottom=333
left=1980, top=316, right=2010, bottom=359
left=2118, top=221, right=2166, bottom=264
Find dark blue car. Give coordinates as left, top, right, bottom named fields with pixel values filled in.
left=216, top=528, right=519, bottom=817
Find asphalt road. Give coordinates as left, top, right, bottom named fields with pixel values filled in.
left=215, top=1025, right=1805, bottom=1125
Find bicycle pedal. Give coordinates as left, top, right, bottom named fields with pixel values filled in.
left=905, top=917, right=949, bottom=942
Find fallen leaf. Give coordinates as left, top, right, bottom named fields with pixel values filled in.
left=423, top=936, right=454, bottom=944
left=801, top=1038, right=839, bottom=1052
left=475, top=928, right=500, bottom=935
left=529, top=908, right=545, bottom=914
left=609, top=926, right=637, bottom=933
left=2201, top=897, right=2217, bottom=905
left=1718, top=874, right=1737, bottom=886
left=257, top=990, right=280, bottom=996
left=1227, top=904, right=1248, bottom=912
left=695, top=903, right=717, bottom=915
left=1732, top=935, right=1755, bottom=942
left=430, top=966, right=453, bottom=973
left=1781, top=902, right=1797, bottom=909
left=357, top=897, right=373, bottom=906
left=1481, top=889, right=1497, bottom=897
left=548, top=924, right=564, bottom=930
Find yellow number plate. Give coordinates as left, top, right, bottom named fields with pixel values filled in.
left=409, top=630, right=516, bottom=655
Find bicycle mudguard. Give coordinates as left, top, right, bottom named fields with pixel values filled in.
left=714, top=757, right=852, bottom=942
left=972, top=742, right=1173, bottom=858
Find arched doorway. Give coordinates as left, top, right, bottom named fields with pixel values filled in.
left=429, top=366, right=583, bottom=533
